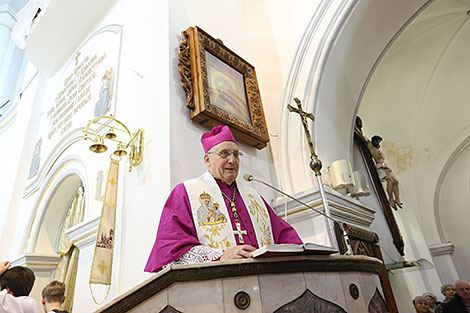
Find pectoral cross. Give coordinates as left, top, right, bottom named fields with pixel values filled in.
left=233, top=222, right=247, bottom=243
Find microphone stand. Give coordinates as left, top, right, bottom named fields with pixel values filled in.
left=245, top=174, right=352, bottom=255
left=287, top=98, right=352, bottom=254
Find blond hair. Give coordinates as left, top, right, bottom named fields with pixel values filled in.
left=42, top=280, right=65, bottom=303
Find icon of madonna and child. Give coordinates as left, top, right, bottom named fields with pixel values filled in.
left=197, top=192, right=227, bottom=226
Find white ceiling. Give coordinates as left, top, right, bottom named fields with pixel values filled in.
left=358, top=0, right=470, bottom=276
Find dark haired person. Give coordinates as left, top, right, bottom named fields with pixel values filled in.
left=0, top=260, right=37, bottom=313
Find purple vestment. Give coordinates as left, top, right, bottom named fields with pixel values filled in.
left=144, top=179, right=302, bottom=272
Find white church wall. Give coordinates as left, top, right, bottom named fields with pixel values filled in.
left=2, top=0, right=457, bottom=311
left=0, top=68, right=43, bottom=258
left=437, top=144, right=470, bottom=281
left=358, top=0, right=470, bottom=293
left=276, top=0, right=428, bottom=196
left=169, top=1, right=273, bottom=201
left=1, top=0, right=171, bottom=308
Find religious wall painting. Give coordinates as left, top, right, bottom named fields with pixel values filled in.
left=178, top=26, right=269, bottom=149
left=94, top=67, right=114, bottom=117
left=28, top=138, right=42, bottom=178
left=25, top=24, right=122, bottom=191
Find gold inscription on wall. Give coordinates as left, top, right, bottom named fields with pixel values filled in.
left=47, top=53, right=107, bottom=139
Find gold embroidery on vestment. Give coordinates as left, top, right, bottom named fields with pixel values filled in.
left=202, top=224, right=231, bottom=250
left=197, top=192, right=227, bottom=226
left=247, top=194, right=272, bottom=247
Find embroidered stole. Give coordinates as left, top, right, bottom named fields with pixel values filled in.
left=184, top=172, right=274, bottom=251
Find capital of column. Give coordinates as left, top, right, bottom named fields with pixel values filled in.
left=429, top=242, right=455, bottom=257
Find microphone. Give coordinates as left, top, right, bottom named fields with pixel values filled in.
left=243, top=173, right=352, bottom=255
left=243, top=174, right=254, bottom=182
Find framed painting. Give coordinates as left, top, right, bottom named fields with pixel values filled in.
left=178, top=26, right=269, bottom=149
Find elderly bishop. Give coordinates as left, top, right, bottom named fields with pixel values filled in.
left=145, top=125, right=302, bottom=272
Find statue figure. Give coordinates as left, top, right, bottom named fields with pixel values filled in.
left=367, top=135, right=403, bottom=210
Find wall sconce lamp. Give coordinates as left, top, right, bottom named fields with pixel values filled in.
left=347, top=170, right=371, bottom=198
left=84, top=115, right=144, bottom=172
left=328, top=159, right=355, bottom=190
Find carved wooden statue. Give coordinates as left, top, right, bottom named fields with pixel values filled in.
left=367, top=135, right=403, bottom=210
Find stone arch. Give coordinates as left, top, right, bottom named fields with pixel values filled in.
left=23, top=155, right=89, bottom=255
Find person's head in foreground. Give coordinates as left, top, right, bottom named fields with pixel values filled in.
left=41, top=280, right=66, bottom=313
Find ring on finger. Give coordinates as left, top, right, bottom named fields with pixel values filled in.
left=234, top=250, right=238, bottom=256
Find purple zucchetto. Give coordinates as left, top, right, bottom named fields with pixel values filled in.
left=201, top=125, right=237, bottom=153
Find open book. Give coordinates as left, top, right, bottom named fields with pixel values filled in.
left=252, top=243, right=338, bottom=258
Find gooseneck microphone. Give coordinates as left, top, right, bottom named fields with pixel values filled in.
left=243, top=173, right=352, bottom=255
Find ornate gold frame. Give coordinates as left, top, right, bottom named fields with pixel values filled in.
left=178, top=26, right=269, bottom=149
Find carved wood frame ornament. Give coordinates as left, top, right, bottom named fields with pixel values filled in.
left=178, top=26, right=269, bottom=149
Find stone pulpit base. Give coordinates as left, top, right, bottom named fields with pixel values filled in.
left=95, top=255, right=389, bottom=313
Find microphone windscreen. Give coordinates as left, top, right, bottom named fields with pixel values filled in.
left=243, top=174, right=254, bottom=182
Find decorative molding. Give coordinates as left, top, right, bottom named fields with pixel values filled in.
left=95, top=255, right=382, bottom=313
left=11, top=253, right=60, bottom=274
left=429, top=242, right=455, bottom=257
left=0, top=70, right=38, bottom=133
left=434, top=135, right=470, bottom=243
left=278, top=0, right=357, bottom=193
left=23, top=156, right=89, bottom=253
left=67, top=216, right=100, bottom=249
left=23, top=129, right=85, bottom=198
left=26, top=1, right=119, bottom=76
left=0, top=2, right=20, bottom=21
left=368, top=288, right=389, bottom=313
left=272, top=185, right=376, bottom=228
left=159, top=305, right=182, bottom=313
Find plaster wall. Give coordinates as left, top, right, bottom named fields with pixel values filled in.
left=1, top=0, right=171, bottom=307
left=0, top=0, right=455, bottom=310
left=168, top=0, right=318, bottom=202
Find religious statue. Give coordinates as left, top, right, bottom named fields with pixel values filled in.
left=367, top=135, right=403, bottom=210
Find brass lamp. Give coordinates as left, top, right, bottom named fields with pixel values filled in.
left=113, top=143, right=127, bottom=157
left=104, top=127, right=117, bottom=139
left=89, top=136, right=107, bottom=153
left=84, top=115, right=144, bottom=172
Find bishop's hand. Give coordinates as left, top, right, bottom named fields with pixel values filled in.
left=221, top=245, right=256, bottom=260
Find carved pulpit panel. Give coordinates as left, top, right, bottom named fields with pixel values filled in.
left=368, top=288, right=390, bottom=313
left=274, top=289, right=347, bottom=313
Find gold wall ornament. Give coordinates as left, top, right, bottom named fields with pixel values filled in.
left=83, top=115, right=144, bottom=172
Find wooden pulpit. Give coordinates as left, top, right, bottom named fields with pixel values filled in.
left=94, top=255, right=389, bottom=313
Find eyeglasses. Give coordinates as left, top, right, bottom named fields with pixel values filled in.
left=207, top=150, right=244, bottom=158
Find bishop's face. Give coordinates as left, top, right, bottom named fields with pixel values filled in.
left=204, top=141, right=240, bottom=184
